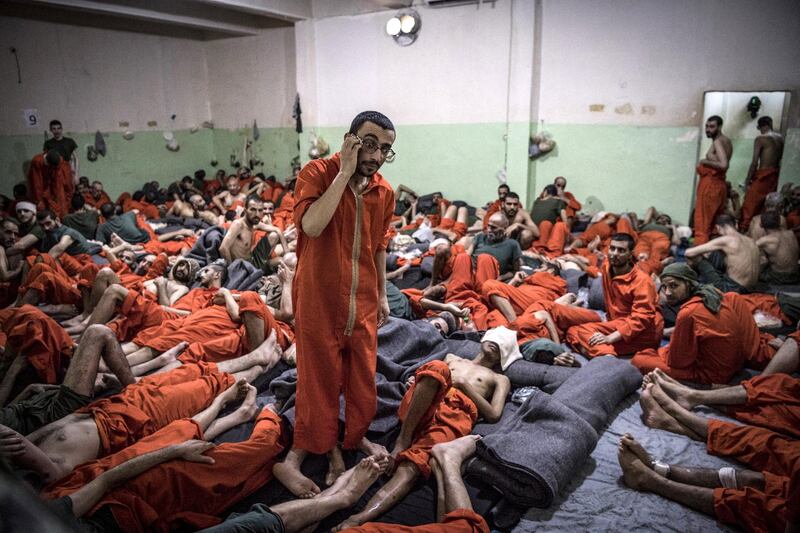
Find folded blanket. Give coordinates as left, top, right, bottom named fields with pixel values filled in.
left=468, top=357, right=641, bottom=508
left=225, top=259, right=264, bottom=292
left=187, top=225, right=224, bottom=265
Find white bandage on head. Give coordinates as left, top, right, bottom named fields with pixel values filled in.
left=15, top=201, right=36, bottom=214
left=652, top=460, right=670, bottom=478
left=718, top=467, right=737, bottom=489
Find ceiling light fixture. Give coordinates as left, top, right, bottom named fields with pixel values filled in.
left=386, top=8, right=421, bottom=46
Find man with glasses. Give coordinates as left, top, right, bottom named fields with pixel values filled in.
left=274, top=111, right=397, bottom=498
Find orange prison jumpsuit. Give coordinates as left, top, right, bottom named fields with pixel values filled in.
left=726, top=373, right=800, bottom=439
left=708, top=420, right=798, bottom=533
left=396, top=360, right=478, bottom=479
left=0, top=305, right=74, bottom=384
left=350, top=510, right=490, bottom=533
left=566, top=263, right=663, bottom=357
left=482, top=200, right=502, bottom=230
left=738, top=293, right=792, bottom=325
left=292, top=153, right=394, bottom=453
left=532, top=220, right=570, bottom=255
left=48, top=409, right=285, bottom=533
left=437, top=217, right=468, bottom=241
left=482, top=271, right=566, bottom=316
left=273, top=192, right=295, bottom=231
left=18, top=261, right=81, bottom=305
left=562, top=191, right=581, bottom=219
left=524, top=300, right=601, bottom=340
left=238, top=291, right=295, bottom=351
left=633, top=228, right=672, bottom=275
left=740, top=168, right=780, bottom=232
left=630, top=292, right=775, bottom=384
left=76, top=362, right=233, bottom=456
left=27, top=153, right=73, bottom=218
left=693, top=163, right=728, bottom=245
left=83, top=191, right=113, bottom=210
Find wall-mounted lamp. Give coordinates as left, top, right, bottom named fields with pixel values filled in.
left=386, top=8, right=421, bottom=46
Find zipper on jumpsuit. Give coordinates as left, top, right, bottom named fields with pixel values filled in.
left=344, top=187, right=364, bottom=336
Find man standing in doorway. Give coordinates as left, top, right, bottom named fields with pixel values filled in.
left=693, top=116, right=732, bottom=244
left=740, top=116, right=784, bottom=232
left=274, top=111, right=396, bottom=498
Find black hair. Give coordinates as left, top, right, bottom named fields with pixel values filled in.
left=132, top=191, right=145, bottom=201
left=13, top=183, right=27, bottom=197
left=245, top=194, right=262, bottom=208
left=100, top=202, right=116, bottom=219
left=348, top=111, right=395, bottom=135
left=181, top=176, right=193, bottom=184
left=505, top=192, right=520, bottom=200
left=224, top=210, right=237, bottom=221
left=610, top=232, right=635, bottom=251
left=714, top=213, right=736, bottom=228
left=761, top=210, right=780, bottom=230
left=49, top=120, right=62, bottom=128
left=707, top=115, right=723, bottom=126
left=71, top=193, right=85, bottom=211
left=194, top=169, right=206, bottom=180
left=207, top=263, right=228, bottom=286
left=36, top=209, right=54, bottom=222
left=757, top=116, right=773, bottom=129
left=144, top=189, right=158, bottom=203
left=44, top=150, right=61, bottom=166
left=543, top=184, right=558, bottom=196
left=498, top=184, right=510, bottom=191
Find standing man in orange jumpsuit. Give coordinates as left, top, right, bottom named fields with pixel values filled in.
left=693, top=116, right=732, bottom=244
left=27, top=150, right=74, bottom=218
left=274, top=111, right=396, bottom=498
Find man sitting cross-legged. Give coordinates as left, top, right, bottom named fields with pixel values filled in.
left=330, top=327, right=512, bottom=530
left=618, top=381, right=799, bottom=532
left=630, top=262, right=779, bottom=384
left=0, top=337, right=279, bottom=486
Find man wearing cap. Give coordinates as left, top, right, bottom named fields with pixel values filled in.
left=27, top=149, right=74, bottom=218
left=335, top=326, right=512, bottom=530
left=631, top=263, right=777, bottom=385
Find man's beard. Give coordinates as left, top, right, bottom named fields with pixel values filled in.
left=487, top=232, right=504, bottom=243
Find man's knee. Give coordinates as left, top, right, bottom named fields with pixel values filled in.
left=415, top=360, right=451, bottom=390
left=83, top=324, right=115, bottom=343
left=107, top=283, right=128, bottom=301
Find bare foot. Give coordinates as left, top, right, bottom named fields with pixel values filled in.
left=335, top=457, right=383, bottom=507
left=273, top=452, right=321, bottom=499
left=639, top=384, right=692, bottom=437
left=651, top=369, right=695, bottom=410
left=94, top=373, right=119, bottom=394
left=555, top=293, right=577, bottom=305
left=218, top=379, right=250, bottom=407
left=283, top=344, right=296, bottom=366
left=251, top=330, right=282, bottom=368
left=110, top=233, right=125, bottom=248
left=160, top=341, right=189, bottom=360
left=620, top=433, right=653, bottom=469
left=61, top=312, right=89, bottom=327
left=326, top=445, right=346, bottom=486
left=228, top=384, right=258, bottom=423
left=618, top=443, right=657, bottom=491
left=430, top=434, right=481, bottom=471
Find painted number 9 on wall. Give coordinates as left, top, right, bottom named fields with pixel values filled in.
left=23, top=108, right=40, bottom=128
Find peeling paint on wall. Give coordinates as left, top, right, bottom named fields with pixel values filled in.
left=614, top=103, right=633, bottom=115
left=641, top=105, right=656, bottom=115
left=589, top=104, right=605, bottom=112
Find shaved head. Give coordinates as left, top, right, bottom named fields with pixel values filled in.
left=488, top=212, right=509, bottom=229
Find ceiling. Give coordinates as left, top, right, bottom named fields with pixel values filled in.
left=1, top=0, right=416, bottom=40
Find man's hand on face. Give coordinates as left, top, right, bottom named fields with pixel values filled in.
left=340, top=134, right=362, bottom=178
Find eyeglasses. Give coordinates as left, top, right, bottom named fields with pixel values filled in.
left=357, top=136, right=396, bottom=162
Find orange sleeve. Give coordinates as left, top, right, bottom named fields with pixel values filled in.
left=26, top=156, right=46, bottom=208
left=144, top=254, right=169, bottom=280
left=380, top=187, right=396, bottom=252
left=293, top=162, right=328, bottom=236
left=615, top=274, right=660, bottom=341
left=566, top=192, right=581, bottom=211
left=664, top=309, right=699, bottom=370
left=238, top=291, right=266, bottom=316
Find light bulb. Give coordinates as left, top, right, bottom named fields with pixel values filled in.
left=386, top=17, right=401, bottom=36
left=400, top=14, right=416, bottom=33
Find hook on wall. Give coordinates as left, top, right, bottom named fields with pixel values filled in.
left=10, top=47, right=22, bottom=84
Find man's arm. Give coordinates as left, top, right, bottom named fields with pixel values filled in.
left=157, top=229, right=194, bottom=242
left=376, top=249, right=389, bottom=327
left=212, top=191, right=228, bottom=213
left=218, top=287, right=240, bottom=321
left=68, top=440, right=215, bottom=518
left=298, top=135, right=360, bottom=238
left=0, top=248, right=22, bottom=282
left=7, top=234, right=39, bottom=257
left=46, top=234, right=73, bottom=260
left=0, top=425, right=61, bottom=484
left=458, top=374, right=510, bottom=424
left=218, top=221, right=242, bottom=263
left=168, top=283, right=190, bottom=305
left=701, top=139, right=730, bottom=171
left=0, top=353, right=28, bottom=406
left=684, top=235, right=733, bottom=258
left=519, top=211, right=540, bottom=238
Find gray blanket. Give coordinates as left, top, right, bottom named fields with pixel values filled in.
left=269, top=317, right=480, bottom=434
left=224, top=259, right=264, bottom=292
left=468, top=356, right=642, bottom=508
left=187, top=225, right=224, bottom=265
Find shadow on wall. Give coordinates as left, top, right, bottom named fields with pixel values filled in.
left=11, top=142, right=31, bottom=188
left=582, top=196, right=605, bottom=216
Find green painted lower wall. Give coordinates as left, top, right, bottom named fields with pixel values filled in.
left=312, top=122, right=533, bottom=210
left=2, top=123, right=796, bottom=223
left=0, top=127, right=301, bottom=202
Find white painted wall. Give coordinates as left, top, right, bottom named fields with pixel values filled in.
left=702, top=91, right=788, bottom=141
left=536, top=0, right=800, bottom=128
left=307, top=0, right=533, bottom=126
left=205, top=27, right=299, bottom=129
left=0, top=16, right=211, bottom=135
